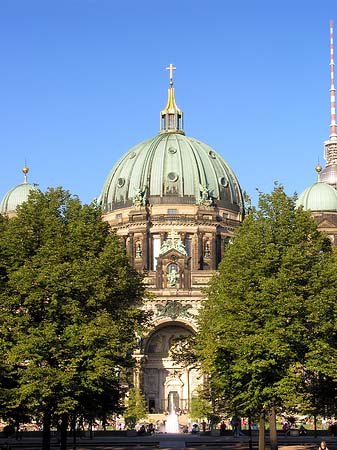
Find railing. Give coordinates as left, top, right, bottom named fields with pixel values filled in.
left=149, top=398, right=190, bottom=414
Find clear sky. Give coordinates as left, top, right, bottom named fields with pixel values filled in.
left=0, top=0, right=335, bottom=206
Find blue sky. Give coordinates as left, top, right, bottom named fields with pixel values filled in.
left=0, top=0, right=335, bottom=206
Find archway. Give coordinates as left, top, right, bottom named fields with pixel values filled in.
left=141, top=323, right=202, bottom=414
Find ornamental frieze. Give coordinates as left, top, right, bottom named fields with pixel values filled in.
left=154, top=300, right=194, bottom=320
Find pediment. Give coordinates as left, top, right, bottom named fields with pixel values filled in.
left=317, top=218, right=337, bottom=229
left=159, top=248, right=186, bottom=259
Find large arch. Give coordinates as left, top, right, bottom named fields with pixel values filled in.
left=141, top=321, right=202, bottom=414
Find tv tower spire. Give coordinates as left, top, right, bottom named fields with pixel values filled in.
left=322, top=20, right=337, bottom=179
left=329, top=20, right=337, bottom=139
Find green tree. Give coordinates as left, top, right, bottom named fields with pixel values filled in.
left=123, top=387, right=148, bottom=429
left=196, top=185, right=337, bottom=450
left=190, top=395, right=210, bottom=422
left=0, top=188, right=147, bottom=450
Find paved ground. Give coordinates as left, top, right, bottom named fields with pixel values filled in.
left=0, top=432, right=334, bottom=450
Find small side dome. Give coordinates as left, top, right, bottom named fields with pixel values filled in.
left=0, top=166, right=38, bottom=215
left=296, top=181, right=337, bottom=211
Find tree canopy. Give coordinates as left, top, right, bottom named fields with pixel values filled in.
left=123, top=387, right=148, bottom=429
left=0, top=188, right=148, bottom=449
left=196, top=185, right=337, bottom=448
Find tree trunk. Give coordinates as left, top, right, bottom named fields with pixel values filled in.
left=258, top=410, right=265, bottom=450
left=15, top=419, right=20, bottom=440
left=269, top=405, right=278, bottom=450
left=72, top=414, right=77, bottom=450
left=248, top=415, right=253, bottom=449
left=60, top=412, right=68, bottom=450
left=314, top=415, right=317, bottom=438
left=42, top=410, right=52, bottom=450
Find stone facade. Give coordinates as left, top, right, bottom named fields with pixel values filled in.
left=102, top=201, right=242, bottom=413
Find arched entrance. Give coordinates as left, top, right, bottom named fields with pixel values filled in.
left=141, top=323, right=202, bottom=413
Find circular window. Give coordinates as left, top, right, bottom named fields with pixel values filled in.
left=117, top=177, right=125, bottom=188
left=209, top=151, right=216, bottom=159
left=168, top=147, right=177, bottom=154
left=219, top=176, right=228, bottom=187
left=167, top=172, right=179, bottom=182
left=129, top=152, right=136, bottom=159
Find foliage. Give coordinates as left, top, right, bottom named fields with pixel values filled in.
left=123, top=387, right=148, bottom=429
left=196, top=185, right=337, bottom=421
left=190, top=395, right=211, bottom=421
left=0, top=188, right=148, bottom=446
left=168, top=335, right=199, bottom=368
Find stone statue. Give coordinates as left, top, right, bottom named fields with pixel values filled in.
left=133, top=187, right=147, bottom=206
left=135, top=242, right=142, bottom=258
left=204, top=241, right=211, bottom=257
left=167, top=265, right=178, bottom=287
left=197, top=184, right=213, bottom=206
left=159, top=229, right=187, bottom=256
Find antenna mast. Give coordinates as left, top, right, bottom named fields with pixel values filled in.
left=330, top=20, right=337, bottom=138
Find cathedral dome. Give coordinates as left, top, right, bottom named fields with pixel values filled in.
left=98, top=69, right=244, bottom=214
left=98, top=132, right=243, bottom=213
left=0, top=166, right=38, bottom=215
left=296, top=180, right=337, bottom=211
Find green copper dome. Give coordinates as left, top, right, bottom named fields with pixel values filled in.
left=98, top=69, right=244, bottom=214
left=296, top=181, right=337, bottom=211
left=0, top=167, right=38, bottom=215
left=99, top=133, right=243, bottom=212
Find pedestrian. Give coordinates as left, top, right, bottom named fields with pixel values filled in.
left=230, top=416, right=239, bottom=437
left=318, top=441, right=329, bottom=450
left=220, top=421, right=227, bottom=436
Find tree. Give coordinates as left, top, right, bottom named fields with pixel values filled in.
left=190, top=394, right=211, bottom=422
left=123, top=387, right=148, bottom=430
left=196, top=185, right=337, bottom=450
left=0, top=188, right=148, bottom=450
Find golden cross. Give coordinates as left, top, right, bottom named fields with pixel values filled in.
left=166, top=63, right=176, bottom=85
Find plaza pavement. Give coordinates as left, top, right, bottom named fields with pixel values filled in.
left=0, top=431, right=335, bottom=450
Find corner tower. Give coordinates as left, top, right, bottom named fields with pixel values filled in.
left=98, top=67, right=245, bottom=418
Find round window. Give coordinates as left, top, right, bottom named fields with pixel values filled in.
left=117, top=177, right=125, bottom=188
left=167, top=172, right=179, bottom=182
left=219, top=176, right=228, bottom=187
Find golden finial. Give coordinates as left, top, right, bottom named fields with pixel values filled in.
left=22, top=163, right=29, bottom=183
left=315, top=162, right=322, bottom=182
left=166, top=63, right=176, bottom=86
left=315, top=163, right=322, bottom=173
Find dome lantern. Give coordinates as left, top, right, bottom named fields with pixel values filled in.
left=160, top=64, right=184, bottom=134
